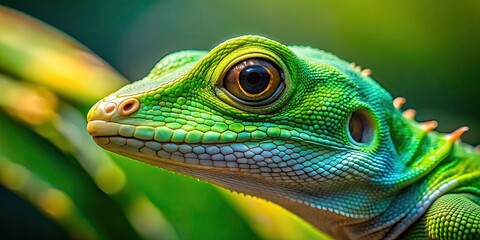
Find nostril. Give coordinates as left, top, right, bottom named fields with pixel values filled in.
left=123, top=103, right=133, bottom=111
left=104, top=102, right=116, bottom=114
left=119, top=98, right=140, bottom=116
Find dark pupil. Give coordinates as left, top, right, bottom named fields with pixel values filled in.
left=239, top=65, right=271, bottom=94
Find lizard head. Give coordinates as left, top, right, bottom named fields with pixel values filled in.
left=87, top=35, right=428, bottom=226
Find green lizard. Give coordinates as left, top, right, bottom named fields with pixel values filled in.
left=87, top=35, right=480, bottom=239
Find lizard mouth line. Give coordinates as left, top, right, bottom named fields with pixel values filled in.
left=87, top=120, right=282, bottom=170
left=87, top=120, right=348, bottom=151
left=87, top=120, right=338, bottom=179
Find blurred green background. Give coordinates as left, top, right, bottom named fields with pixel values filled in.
left=0, top=0, right=479, bottom=239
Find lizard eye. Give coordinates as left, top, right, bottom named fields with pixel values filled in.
left=347, top=109, right=376, bottom=145
left=223, top=58, right=285, bottom=106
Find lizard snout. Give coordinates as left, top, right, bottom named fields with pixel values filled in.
left=87, top=97, right=140, bottom=122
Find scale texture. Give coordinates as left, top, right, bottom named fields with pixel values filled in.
left=87, top=35, right=480, bottom=239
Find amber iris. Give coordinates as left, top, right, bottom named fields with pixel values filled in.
left=224, top=58, right=284, bottom=104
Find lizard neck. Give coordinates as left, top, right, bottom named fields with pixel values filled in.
left=278, top=133, right=479, bottom=240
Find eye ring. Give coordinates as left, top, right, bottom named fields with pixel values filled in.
left=346, top=108, right=376, bottom=145
left=222, top=58, right=285, bottom=106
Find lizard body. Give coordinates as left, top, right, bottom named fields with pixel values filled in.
left=87, top=36, right=480, bottom=239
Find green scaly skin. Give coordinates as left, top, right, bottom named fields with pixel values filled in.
left=87, top=36, right=480, bottom=239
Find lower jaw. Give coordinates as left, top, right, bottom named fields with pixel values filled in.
left=92, top=136, right=229, bottom=170
left=91, top=136, right=261, bottom=192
